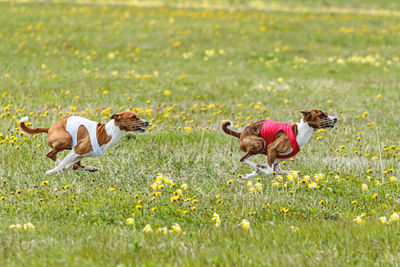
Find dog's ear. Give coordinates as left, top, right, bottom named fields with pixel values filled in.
left=299, top=110, right=309, bottom=115
left=111, top=114, right=119, bottom=121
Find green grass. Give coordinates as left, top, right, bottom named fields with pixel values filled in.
left=1, top=1, right=400, bottom=266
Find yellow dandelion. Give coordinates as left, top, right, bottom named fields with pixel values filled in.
left=361, top=184, right=368, bottom=191
left=280, top=207, right=289, bottom=213
left=171, top=223, right=182, bottom=233
left=142, top=224, right=152, bottom=233
left=239, top=219, right=250, bottom=231
left=390, top=212, right=399, bottom=222
left=353, top=216, right=364, bottom=224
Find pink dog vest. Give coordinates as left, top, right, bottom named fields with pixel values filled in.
left=260, top=120, right=300, bottom=159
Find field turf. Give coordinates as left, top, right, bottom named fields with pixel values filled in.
left=0, top=1, right=400, bottom=266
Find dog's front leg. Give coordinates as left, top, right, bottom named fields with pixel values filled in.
left=257, top=163, right=274, bottom=175
left=243, top=159, right=274, bottom=176
left=241, top=159, right=273, bottom=178
left=243, top=157, right=273, bottom=175
left=45, top=150, right=82, bottom=175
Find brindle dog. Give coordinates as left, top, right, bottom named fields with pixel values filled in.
left=221, top=109, right=337, bottom=179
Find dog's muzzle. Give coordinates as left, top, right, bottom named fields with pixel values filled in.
left=134, top=119, right=150, bottom=132
left=318, top=116, right=338, bottom=129
left=327, top=116, right=338, bottom=128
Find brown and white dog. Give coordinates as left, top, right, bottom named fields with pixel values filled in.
left=221, top=109, right=337, bottom=179
left=19, top=111, right=149, bottom=175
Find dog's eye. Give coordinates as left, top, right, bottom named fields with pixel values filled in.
left=132, top=115, right=138, bottom=119
left=319, top=114, right=326, bottom=118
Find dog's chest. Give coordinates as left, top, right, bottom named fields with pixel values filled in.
left=101, top=121, right=125, bottom=152
left=295, top=120, right=314, bottom=149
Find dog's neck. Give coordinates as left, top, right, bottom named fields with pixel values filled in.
left=101, top=119, right=126, bottom=152
left=296, top=118, right=314, bottom=149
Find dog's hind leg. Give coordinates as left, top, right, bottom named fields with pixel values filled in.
left=73, top=161, right=98, bottom=172
left=239, top=170, right=260, bottom=180
left=46, top=131, right=72, bottom=164
left=260, top=135, right=295, bottom=175
left=46, top=149, right=60, bottom=162
left=239, top=137, right=271, bottom=178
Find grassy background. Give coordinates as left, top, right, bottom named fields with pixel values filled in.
left=1, top=1, right=400, bottom=266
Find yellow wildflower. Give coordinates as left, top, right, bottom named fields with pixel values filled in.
left=142, top=224, right=152, bottom=233
left=390, top=212, right=399, bottom=222
left=239, top=219, right=250, bottom=231
left=23, top=222, right=35, bottom=231
left=171, top=223, right=182, bottom=233
left=9, top=224, right=22, bottom=231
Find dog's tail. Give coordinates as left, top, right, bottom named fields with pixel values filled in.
left=19, top=117, right=49, bottom=135
left=221, top=120, right=241, bottom=139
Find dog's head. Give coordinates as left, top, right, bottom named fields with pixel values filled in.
left=299, top=109, right=337, bottom=129
left=111, top=111, right=149, bottom=132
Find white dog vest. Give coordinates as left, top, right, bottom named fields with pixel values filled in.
left=66, top=116, right=104, bottom=157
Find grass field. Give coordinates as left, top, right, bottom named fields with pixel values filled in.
left=1, top=0, right=400, bottom=266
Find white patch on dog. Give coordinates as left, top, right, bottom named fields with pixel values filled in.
left=296, top=118, right=314, bottom=149
left=19, top=116, right=29, bottom=123
left=101, top=119, right=126, bottom=153
left=226, top=121, right=234, bottom=130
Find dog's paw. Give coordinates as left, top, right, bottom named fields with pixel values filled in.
left=84, top=166, right=98, bottom=172
left=239, top=171, right=259, bottom=180
left=45, top=169, right=56, bottom=175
